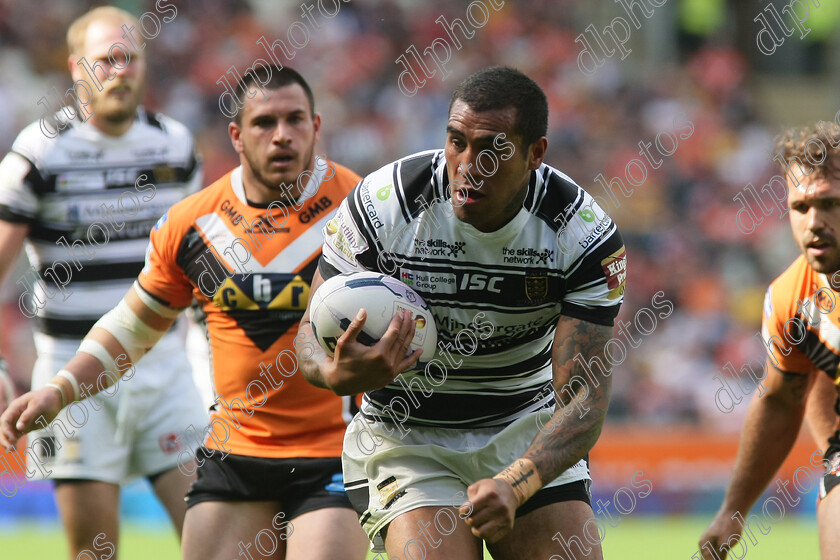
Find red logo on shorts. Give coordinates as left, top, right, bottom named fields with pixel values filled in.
left=159, top=433, right=182, bottom=454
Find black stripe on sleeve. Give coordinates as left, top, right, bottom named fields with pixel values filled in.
left=392, top=163, right=412, bottom=223
left=38, top=260, right=144, bottom=283
left=318, top=254, right=342, bottom=280
left=11, top=151, right=55, bottom=195
left=0, top=204, right=34, bottom=224
left=35, top=316, right=96, bottom=338
left=396, top=153, right=438, bottom=219
left=559, top=302, right=618, bottom=326
left=175, top=227, right=228, bottom=297
left=146, top=111, right=165, bottom=131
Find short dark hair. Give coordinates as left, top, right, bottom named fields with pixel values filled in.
left=449, top=66, right=548, bottom=147
left=233, top=65, right=315, bottom=124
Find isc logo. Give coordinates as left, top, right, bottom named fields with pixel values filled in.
left=459, top=273, right=502, bottom=293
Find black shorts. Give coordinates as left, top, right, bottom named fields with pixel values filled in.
left=516, top=479, right=592, bottom=518
left=185, top=448, right=353, bottom=519
left=821, top=434, right=840, bottom=500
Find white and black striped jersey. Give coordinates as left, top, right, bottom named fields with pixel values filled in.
left=320, top=149, right=626, bottom=428
left=0, top=108, right=201, bottom=340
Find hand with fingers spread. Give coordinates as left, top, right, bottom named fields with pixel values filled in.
left=0, top=386, right=63, bottom=450
left=320, top=308, right=423, bottom=395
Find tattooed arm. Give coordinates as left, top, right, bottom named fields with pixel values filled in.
left=521, top=315, right=613, bottom=482
left=462, top=315, right=613, bottom=542
left=699, top=361, right=813, bottom=559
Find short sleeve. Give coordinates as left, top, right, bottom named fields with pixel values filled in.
left=558, top=199, right=626, bottom=326
left=760, top=284, right=812, bottom=374
left=137, top=210, right=196, bottom=309
left=319, top=197, right=370, bottom=279
left=0, top=151, right=40, bottom=224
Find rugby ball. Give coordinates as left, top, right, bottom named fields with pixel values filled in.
left=310, top=271, right=437, bottom=363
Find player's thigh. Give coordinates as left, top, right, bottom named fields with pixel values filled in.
left=183, top=501, right=286, bottom=560
left=54, top=480, right=120, bottom=554
left=385, top=506, right=483, bottom=560
left=285, top=507, right=369, bottom=560
left=130, top=350, right=208, bottom=477
left=488, top=500, right=603, bottom=560
left=819, top=485, right=840, bottom=559
left=150, top=466, right=195, bottom=536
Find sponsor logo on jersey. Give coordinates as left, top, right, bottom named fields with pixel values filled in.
left=360, top=184, right=383, bottom=228
left=220, top=199, right=244, bottom=226
left=413, top=239, right=465, bottom=257
left=578, top=216, right=612, bottom=250
left=459, top=272, right=503, bottom=293
left=601, top=246, right=627, bottom=300
left=400, top=268, right=457, bottom=293
left=394, top=303, right=428, bottom=342
left=578, top=208, right=597, bottom=222
left=65, top=149, right=105, bottom=161
left=212, top=274, right=309, bottom=311
left=105, top=167, right=141, bottom=187
left=56, top=171, right=106, bottom=191
left=326, top=213, right=368, bottom=263
left=299, top=196, right=332, bottom=223
left=133, top=147, right=169, bottom=159
left=376, top=184, right=394, bottom=201
left=502, top=246, right=554, bottom=265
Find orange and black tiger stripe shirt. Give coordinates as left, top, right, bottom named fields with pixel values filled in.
left=138, top=159, right=360, bottom=457
left=761, top=255, right=840, bottom=379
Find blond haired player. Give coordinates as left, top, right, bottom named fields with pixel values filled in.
left=0, top=6, right=206, bottom=558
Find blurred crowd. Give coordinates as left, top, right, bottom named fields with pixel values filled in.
left=0, top=0, right=828, bottom=429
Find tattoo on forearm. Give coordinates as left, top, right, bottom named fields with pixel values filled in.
left=524, top=318, right=613, bottom=482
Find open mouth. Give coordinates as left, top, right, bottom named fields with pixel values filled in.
left=453, top=187, right=486, bottom=205
left=807, top=239, right=833, bottom=255
left=270, top=154, right=296, bottom=166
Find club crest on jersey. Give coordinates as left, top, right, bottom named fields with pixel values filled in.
left=153, top=164, right=177, bottom=183
left=525, top=275, right=549, bottom=302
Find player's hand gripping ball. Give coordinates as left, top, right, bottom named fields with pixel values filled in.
left=310, top=271, right=438, bottom=364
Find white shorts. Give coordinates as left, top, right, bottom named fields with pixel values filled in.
left=342, top=410, right=591, bottom=551
left=26, top=329, right=208, bottom=485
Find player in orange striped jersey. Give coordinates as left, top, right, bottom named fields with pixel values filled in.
left=701, top=122, right=840, bottom=559
left=0, top=66, right=369, bottom=560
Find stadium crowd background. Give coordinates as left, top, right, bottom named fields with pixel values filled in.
left=1, top=0, right=840, bottom=514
